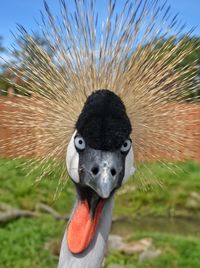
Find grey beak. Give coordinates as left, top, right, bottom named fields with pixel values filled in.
left=78, top=148, right=125, bottom=198
left=88, top=160, right=118, bottom=198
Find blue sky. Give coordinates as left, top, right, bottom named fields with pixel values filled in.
left=0, top=0, right=199, bottom=51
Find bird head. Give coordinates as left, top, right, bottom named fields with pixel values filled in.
left=66, top=89, right=135, bottom=254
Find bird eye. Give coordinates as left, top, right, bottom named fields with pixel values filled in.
left=74, top=136, right=86, bottom=151
left=120, top=139, right=131, bottom=153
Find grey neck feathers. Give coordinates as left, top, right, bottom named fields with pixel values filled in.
left=58, top=195, right=114, bottom=268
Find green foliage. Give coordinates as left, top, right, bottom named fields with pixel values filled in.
left=115, top=161, right=200, bottom=218
left=0, top=158, right=75, bottom=213
left=12, top=29, right=54, bottom=70
left=0, top=76, right=11, bottom=95
left=0, top=36, right=5, bottom=53
left=105, top=232, right=200, bottom=268
left=0, top=217, right=63, bottom=268
left=0, top=159, right=200, bottom=267
left=176, top=36, right=200, bottom=101
left=142, top=35, right=200, bottom=101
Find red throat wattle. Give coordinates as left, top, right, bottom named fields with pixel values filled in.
left=67, top=199, right=105, bottom=254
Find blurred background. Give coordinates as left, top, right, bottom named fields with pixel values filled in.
left=0, top=1, right=200, bottom=268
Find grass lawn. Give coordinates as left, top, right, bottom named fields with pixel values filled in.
left=0, top=159, right=200, bottom=268
left=105, top=232, right=200, bottom=268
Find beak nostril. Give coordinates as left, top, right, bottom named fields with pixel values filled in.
left=111, top=168, right=117, bottom=176
left=91, top=166, right=99, bottom=176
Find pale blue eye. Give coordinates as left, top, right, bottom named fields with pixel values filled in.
left=74, top=136, right=86, bottom=150
left=121, top=139, right=131, bottom=153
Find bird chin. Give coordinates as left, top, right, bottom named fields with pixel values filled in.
left=67, top=184, right=112, bottom=254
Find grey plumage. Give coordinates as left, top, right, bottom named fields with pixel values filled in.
left=58, top=196, right=114, bottom=268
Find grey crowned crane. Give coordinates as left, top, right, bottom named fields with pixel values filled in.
left=1, top=1, right=198, bottom=267
left=58, top=89, right=135, bottom=268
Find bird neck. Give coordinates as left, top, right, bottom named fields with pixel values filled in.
left=58, top=195, right=114, bottom=268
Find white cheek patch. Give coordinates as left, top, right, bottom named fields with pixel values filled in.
left=66, top=130, right=80, bottom=183
left=122, top=147, right=135, bottom=184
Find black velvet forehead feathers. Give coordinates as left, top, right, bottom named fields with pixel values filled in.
left=75, top=89, right=132, bottom=151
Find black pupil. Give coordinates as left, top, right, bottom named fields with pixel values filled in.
left=79, top=139, right=83, bottom=145
left=124, top=142, right=128, bottom=147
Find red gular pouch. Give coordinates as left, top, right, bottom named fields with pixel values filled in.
left=67, top=199, right=105, bottom=254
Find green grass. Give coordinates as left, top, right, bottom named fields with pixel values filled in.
left=0, top=158, right=200, bottom=267
left=105, top=232, right=200, bottom=268
left=0, top=158, right=75, bottom=213
left=115, top=161, right=200, bottom=218
left=0, top=217, right=62, bottom=268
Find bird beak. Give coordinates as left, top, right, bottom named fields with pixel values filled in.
left=67, top=148, right=125, bottom=254
left=66, top=143, right=134, bottom=254
left=89, top=165, right=115, bottom=198
left=78, top=148, right=124, bottom=199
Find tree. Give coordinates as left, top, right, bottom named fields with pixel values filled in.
left=0, top=36, right=10, bottom=95
left=11, top=29, right=54, bottom=68
left=0, top=30, right=54, bottom=96
left=0, top=36, right=5, bottom=53
left=149, top=35, right=200, bottom=101
left=175, top=36, right=200, bottom=101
